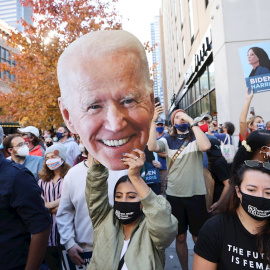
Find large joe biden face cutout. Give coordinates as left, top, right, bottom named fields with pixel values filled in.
left=57, top=30, right=154, bottom=170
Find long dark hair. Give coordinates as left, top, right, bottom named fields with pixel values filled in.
left=231, top=130, right=270, bottom=176
left=214, top=164, right=270, bottom=265
left=249, top=47, right=270, bottom=70
left=113, top=175, right=132, bottom=198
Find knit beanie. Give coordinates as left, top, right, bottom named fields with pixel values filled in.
left=45, top=143, right=67, bottom=161
left=171, top=109, right=186, bottom=126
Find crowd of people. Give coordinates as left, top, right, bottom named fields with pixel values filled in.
left=1, top=29, right=270, bottom=270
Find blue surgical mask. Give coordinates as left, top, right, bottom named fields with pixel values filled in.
left=156, top=127, right=164, bottom=133
left=56, top=132, right=65, bottom=140
left=175, top=123, right=190, bottom=132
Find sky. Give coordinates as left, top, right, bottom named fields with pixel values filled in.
left=116, top=0, right=162, bottom=60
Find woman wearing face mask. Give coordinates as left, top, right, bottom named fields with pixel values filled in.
left=85, top=148, right=178, bottom=270
left=239, top=88, right=265, bottom=142
left=38, top=144, right=70, bottom=270
left=148, top=104, right=211, bottom=270
left=193, top=161, right=270, bottom=269
left=231, top=130, right=270, bottom=177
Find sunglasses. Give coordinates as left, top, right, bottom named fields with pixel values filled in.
left=244, top=160, right=270, bottom=170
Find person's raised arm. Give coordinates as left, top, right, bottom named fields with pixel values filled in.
left=148, top=103, right=163, bottom=152
left=239, top=88, right=253, bottom=140
left=178, top=112, right=211, bottom=151
left=85, top=159, right=111, bottom=229
left=122, top=149, right=178, bottom=249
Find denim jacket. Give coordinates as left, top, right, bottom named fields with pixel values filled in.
left=85, top=163, right=178, bottom=270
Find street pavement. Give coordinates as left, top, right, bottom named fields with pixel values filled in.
left=165, top=231, right=194, bottom=269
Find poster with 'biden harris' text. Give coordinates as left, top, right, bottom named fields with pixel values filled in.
left=238, top=41, right=270, bottom=94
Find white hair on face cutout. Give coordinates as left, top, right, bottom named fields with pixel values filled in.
left=57, top=30, right=152, bottom=108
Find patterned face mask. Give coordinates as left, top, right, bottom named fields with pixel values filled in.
left=46, top=158, right=64, bottom=170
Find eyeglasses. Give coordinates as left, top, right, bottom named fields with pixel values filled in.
left=11, top=142, right=27, bottom=148
left=244, top=160, right=270, bottom=170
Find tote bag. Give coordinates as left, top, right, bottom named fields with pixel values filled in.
left=220, top=134, right=235, bottom=163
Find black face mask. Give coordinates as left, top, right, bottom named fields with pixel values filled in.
left=114, top=201, right=142, bottom=225
left=239, top=189, right=270, bottom=221
left=46, top=142, right=53, bottom=147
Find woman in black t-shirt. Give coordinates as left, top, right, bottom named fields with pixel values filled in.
left=193, top=161, right=270, bottom=269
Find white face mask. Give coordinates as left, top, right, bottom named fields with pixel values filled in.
left=46, top=158, right=64, bottom=170
left=79, top=144, right=85, bottom=152
left=16, top=145, right=29, bottom=157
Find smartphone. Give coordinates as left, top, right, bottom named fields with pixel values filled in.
left=154, top=97, right=160, bottom=105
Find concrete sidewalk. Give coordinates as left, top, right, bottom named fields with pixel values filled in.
left=165, top=231, right=194, bottom=269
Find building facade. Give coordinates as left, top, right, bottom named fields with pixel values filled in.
left=0, top=0, right=32, bottom=32
left=151, top=16, right=165, bottom=105
left=160, top=0, right=270, bottom=142
left=0, top=19, right=19, bottom=131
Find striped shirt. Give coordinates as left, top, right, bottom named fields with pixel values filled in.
left=157, top=134, right=206, bottom=197
left=38, top=178, right=64, bottom=246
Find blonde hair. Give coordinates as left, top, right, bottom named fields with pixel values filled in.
left=247, top=115, right=263, bottom=130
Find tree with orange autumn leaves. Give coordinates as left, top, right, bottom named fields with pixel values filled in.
left=0, top=0, right=122, bottom=129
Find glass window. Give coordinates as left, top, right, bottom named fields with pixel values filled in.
left=180, top=99, right=183, bottom=110
left=201, top=94, right=210, bottom=114
left=174, top=0, right=177, bottom=18
left=210, top=90, right=217, bottom=115
left=194, top=79, right=200, bottom=99
left=186, top=107, right=191, bottom=116
left=191, top=86, right=196, bottom=103
left=196, top=101, right=201, bottom=116
left=200, top=68, right=209, bottom=95
left=177, top=44, right=181, bottom=76
left=188, top=0, right=194, bottom=43
left=183, top=94, right=187, bottom=109
left=209, top=62, right=215, bottom=90
left=1, top=48, right=6, bottom=59
left=179, top=0, right=183, bottom=27
left=182, top=38, right=186, bottom=64
left=190, top=104, right=196, bottom=118
left=187, top=89, right=191, bottom=106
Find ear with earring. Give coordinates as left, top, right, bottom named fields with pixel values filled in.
left=259, top=150, right=267, bottom=160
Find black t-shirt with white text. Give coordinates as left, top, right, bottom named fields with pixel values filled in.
left=194, top=213, right=269, bottom=269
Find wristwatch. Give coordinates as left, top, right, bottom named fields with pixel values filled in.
left=190, top=122, right=198, bottom=129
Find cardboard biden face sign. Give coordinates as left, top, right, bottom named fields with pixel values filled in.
left=57, top=30, right=154, bottom=170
